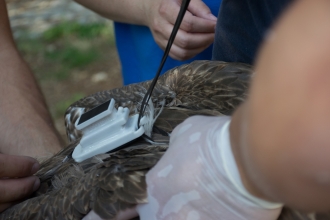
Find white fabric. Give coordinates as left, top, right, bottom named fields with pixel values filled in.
left=137, top=116, right=283, bottom=220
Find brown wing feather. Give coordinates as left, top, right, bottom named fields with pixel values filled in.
left=65, top=60, right=252, bottom=141
left=0, top=143, right=167, bottom=220
left=2, top=61, right=329, bottom=220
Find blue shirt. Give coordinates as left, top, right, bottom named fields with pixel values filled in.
left=114, top=0, right=222, bottom=85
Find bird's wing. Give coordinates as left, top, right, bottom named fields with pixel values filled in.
left=65, top=60, right=252, bottom=142
left=2, top=60, right=327, bottom=220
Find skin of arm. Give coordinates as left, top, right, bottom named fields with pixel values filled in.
left=0, top=0, right=62, bottom=159
left=0, top=0, right=64, bottom=211
left=74, top=0, right=217, bottom=60
left=230, top=0, right=330, bottom=212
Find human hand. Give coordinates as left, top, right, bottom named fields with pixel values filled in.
left=0, top=154, right=40, bottom=212
left=143, top=0, right=217, bottom=61
left=137, top=116, right=282, bottom=219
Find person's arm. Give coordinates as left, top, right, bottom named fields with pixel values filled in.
left=74, top=0, right=217, bottom=60
left=0, top=1, right=63, bottom=212
left=0, top=0, right=62, bottom=159
left=137, top=1, right=330, bottom=218
left=231, top=0, right=330, bottom=211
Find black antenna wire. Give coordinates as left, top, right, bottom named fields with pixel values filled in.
left=138, top=0, right=191, bottom=127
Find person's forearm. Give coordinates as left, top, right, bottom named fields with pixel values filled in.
left=0, top=0, right=62, bottom=159
left=230, top=0, right=330, bottom=212
left=74, top=0, right=148, bottom=25
left=0, top=49, right=62, bottom=158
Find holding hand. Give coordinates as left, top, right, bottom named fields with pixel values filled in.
left=144, top=0, right=217, bottom=60
left=138, top=116, right=282, bottom=219
left=0, top=154, right=40, bottom=212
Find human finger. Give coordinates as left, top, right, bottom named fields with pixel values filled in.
left=168, top=43, right=208, bottom=61
left=156, top=35, right=212, bottom=61
left=0, top=176, right=40, bottom=203
left=187, top=0, right=217, bottom=21
left=158, top=0, right=216, bottom=33
left=172, top=29, right=215, bottom=50
left=0, top=154, right=39, bottom=178
left=152, top=22, right=214, bottom=60
left=161, top=33, right=214, bottom=60
left=156, top=23, right=214, bottom=49
left=179, top=13, right=216, bottom=33
left=0, top=202, right=15, bottom=213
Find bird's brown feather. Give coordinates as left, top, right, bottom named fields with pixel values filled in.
left=1, top=61, right=328, bottom=220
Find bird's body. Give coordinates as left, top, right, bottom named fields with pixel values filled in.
left=0, top=61, right=328, bottom=220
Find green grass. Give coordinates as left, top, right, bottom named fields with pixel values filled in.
left=16, top=22, right=114, bottom=81
left=17, top=39, right=44, bottom=53
left=45, top=46, right=99, bottom=68
left=42, top=22, right=113, bottom=41
left=41, top=67, right=71, bottom=81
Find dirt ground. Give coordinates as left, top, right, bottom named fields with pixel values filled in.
left=6, top=0, right=123, bottom=143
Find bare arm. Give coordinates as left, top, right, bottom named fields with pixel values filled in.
left=0, top=0, right=62, bottom=159
left=231, top=0, right=330, bottom=211
left=75, top=0, right=146, bottom=25
left=74, top=0, right=217, bottom=60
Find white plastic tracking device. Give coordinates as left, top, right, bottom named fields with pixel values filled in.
left=72, top=99, right=147, bottom=162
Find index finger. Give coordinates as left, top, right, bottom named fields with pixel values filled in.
left=161, top=1, right=216, bottom=33
left=0, top=154, right=39, bottom=178
left=180, top=13, right=217, bottom=33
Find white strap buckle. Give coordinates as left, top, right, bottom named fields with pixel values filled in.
left=72, top=99, right=146, bottom=162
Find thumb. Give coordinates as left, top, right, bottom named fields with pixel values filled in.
left=188, top=0, right=217, bottom=21
left=0, top=154, right=39, bottom=178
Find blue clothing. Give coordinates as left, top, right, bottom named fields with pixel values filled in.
left=114, top=0, right=222, bottom=85
left=212, top=0, right=293, bottom=64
